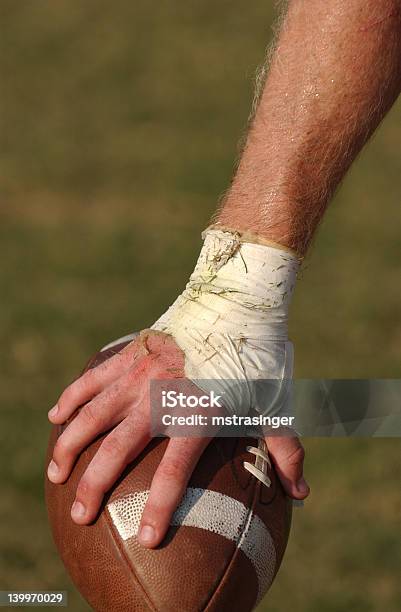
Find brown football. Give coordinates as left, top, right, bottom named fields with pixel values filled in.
left=45, top=341, right=292, bottom=612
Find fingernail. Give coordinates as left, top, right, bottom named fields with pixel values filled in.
left=296, top=477, right=309, bottom=495
left=47, top=460, right=59, bottom=480
left=48, top=404, right=59, bottom=418
left=139, top=525, right=156, bottom=546
left=71, top=501, right=86, bottom=519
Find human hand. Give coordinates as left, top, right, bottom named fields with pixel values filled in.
left=47, top=229, right=309, bottom=549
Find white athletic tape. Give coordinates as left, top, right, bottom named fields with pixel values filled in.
left=152, top=229, right=299, bottom=417
left=107, top=487, right=276, bottom=603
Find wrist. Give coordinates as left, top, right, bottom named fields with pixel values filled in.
left=206, top=223, right=300, bottom=259
left=153, top=228, right=299, bottom=341
left=215, top=188, right=306, bottom=257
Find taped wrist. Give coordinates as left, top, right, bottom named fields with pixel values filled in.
left=152, top=228, right=299, bottom=417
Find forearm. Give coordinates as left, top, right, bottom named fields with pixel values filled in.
left=216, top=0, right=401, bottom=255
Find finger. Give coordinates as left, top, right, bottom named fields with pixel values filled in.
left=138, top=437, right=210, bottom=548
left=48, top=340, right=146, bottom=424
left=47, top=375, right=142, bottom=484
left=265, top=435, right=309, bottom=500
left=71, top=413, right=151, bottom=525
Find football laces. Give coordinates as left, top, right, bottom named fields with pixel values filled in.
left=244, top=439, right=271, bottom=488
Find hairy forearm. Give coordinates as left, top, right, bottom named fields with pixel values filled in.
left=216, top=0, right=401, bottom=255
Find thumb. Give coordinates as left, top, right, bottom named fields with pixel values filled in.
left=265, top=434, right=310, bottom=500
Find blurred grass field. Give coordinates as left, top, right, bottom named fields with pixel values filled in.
left=0, top=2, right=400, bottom=611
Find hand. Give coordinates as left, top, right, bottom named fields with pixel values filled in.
left=47, top=329, right=309, bottom=549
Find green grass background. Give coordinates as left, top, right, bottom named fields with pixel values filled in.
left=0, top=2, right=400, bottom=611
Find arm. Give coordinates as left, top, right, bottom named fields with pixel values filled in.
left=218, top=0, right=401, bottom=255
left=48, top=0, right=401, bottom=548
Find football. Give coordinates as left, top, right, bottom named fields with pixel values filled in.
left=46, top=341, right=292, bottom=612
